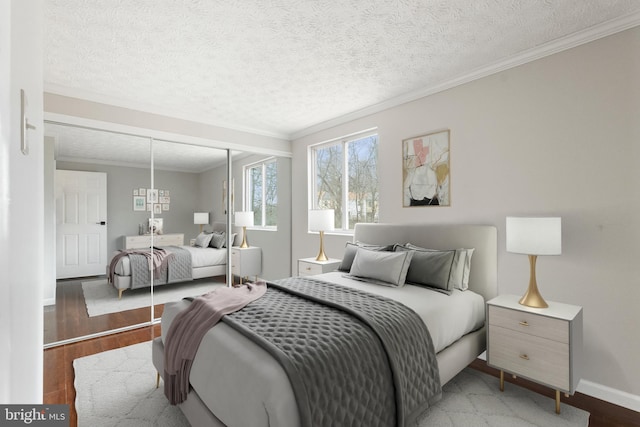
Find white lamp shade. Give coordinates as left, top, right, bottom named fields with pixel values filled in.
left=193, top=212, right=209, bottom=225
left=234, top=211, right=254, bottom=227
left=506, top=217, right=562, bottom=255
left=309, top=209, right=335, bottom=232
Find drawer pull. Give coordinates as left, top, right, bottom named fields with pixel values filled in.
left=306, top=267, right=311, bottom=271
left=519, top=321, right=529, bottom=327
left=519, top=354, right=530, bottom=361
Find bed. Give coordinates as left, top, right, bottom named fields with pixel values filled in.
left=152, top=222, right=497, bottom=427
left=108, top=223, right=233, bottom=298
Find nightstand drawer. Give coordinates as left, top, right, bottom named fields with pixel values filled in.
left=299, top=262, right=324, bottom=276
left=489, top=305, right=569, bottom=344
left=297, top=258, right=341, bottom=276
left=489, top=325, right=570, bottom=391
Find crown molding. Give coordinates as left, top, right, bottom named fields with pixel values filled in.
left=290, top=11, right=640, bottom=140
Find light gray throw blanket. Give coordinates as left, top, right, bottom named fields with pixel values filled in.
left=163, top=281, right=267, bottom=405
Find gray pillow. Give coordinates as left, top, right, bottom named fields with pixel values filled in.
left=209, top=231, right=226, bottom=249
left=348, top=247, right=414, bottom=287
left=404, top=244, right=474, bottom=291
left=194, top=232, right=214, bottom=248
left=395, top=244, right=456, bottom=293
left=338, top=241, right=395, bottom=271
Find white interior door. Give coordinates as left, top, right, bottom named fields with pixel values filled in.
left=55, top=170, right=108, bottom=279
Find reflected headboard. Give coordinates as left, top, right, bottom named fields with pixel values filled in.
left=353, top=223, right=498, bottom=301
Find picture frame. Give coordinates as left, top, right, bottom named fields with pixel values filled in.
left=153, top=203, right=162, bottom=215
left=147, top=188, right=158, bottom=204
left=402, top=129, right=450, bottom=207
left=148, top=218, right=163, bottom=235
left=159, top=196, right=170, bottom=204
left=162, top=203, right=170, bottom=211
left=133, top=195, right=146, bottom=211
left=139, top=188, right=146, bottom=196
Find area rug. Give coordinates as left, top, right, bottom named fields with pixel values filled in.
left=81, top=279, right=224, bottom=317
left=74, top=342, right=590, bottom=427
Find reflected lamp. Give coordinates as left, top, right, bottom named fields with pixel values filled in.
left=234, top=211, right=254, bottom=248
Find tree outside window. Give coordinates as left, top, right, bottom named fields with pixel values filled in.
left=245, top=158, right=277, bottom=228
left=311, top=133, right=378, bottom=230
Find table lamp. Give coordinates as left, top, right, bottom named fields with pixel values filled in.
left=234, top=211, right=254, bottom=248
left=309, top=209, right=334, bottom=261
left=506, top=216, right=562, bottom=308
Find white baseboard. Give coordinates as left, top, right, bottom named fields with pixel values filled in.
left=577, top=379, right=640, bottom=413
left=475, top=353, right=640, bottom=413
left=43, top=297, right=56, bottom=306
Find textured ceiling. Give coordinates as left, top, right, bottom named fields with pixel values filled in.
left=44, top=0, right=640, bottom=140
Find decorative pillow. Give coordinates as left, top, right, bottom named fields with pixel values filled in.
left=461, top=248, right=475, bottom=290
left=404, top=243, right=474, bottom=291
left=395, top=244, right=456, bottom=293
left=224, top=233, right=237, bottom=248
left=194, top=232, right=214, bottom=248
left=209, top=231, right=226, bottom=249
left=338, top=241, right=395, bottom=272
left=348, top=247, right=414, bottom=287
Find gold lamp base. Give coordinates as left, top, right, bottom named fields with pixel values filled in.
left=519, top=255, right=549, bottom=308
left=315, top=231, right=328, bottom=261
left=239, top=226, right=249, bottom=248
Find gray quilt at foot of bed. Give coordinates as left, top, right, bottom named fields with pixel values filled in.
left=221, top=277, right=442, bottom=427
left=129, top=246, right=192, bottom=288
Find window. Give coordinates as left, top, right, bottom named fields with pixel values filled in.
left=244, top=158, right=277, bottom=228
left=310, top=131, right=379, bottom=231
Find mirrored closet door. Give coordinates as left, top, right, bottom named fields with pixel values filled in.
left=43, top=122, right=231, bottom=347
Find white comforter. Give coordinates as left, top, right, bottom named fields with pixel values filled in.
left=316, top=271, right=485, bottom=353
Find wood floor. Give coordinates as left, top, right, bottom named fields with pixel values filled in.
left=43, top=279, right=640, bottom=427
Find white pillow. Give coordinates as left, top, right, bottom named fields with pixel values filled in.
left=348, top=247, right=414, bottom=287
left=461, top=248, right=475, bottom=290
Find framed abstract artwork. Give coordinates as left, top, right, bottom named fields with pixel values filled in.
left=402, top=129, right=450, bottom=207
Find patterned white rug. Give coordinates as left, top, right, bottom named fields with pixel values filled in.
left=74, top=342, right=590, bottom=427
left=81, top=279, right=224, bottom=317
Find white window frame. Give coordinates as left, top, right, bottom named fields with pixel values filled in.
left=244, top=157, right=277, bottom=229
left=308, top=128, right=379, bottom=233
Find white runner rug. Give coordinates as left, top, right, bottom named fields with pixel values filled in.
left=81, top=279, right=224, bottom=317
left=74, top=341, right=590, bottom=427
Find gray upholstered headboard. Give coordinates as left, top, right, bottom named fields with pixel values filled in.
left=353, top=223, right=498, bottom=301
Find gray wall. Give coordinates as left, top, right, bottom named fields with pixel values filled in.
left=291, top=27, right=640, bottom=401
left=201, top=154, right=293, bottom=280
left=56, top=161, right=204, bottom=256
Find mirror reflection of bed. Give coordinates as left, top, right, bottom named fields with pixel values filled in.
left=43, top=122, right=240, bottom=346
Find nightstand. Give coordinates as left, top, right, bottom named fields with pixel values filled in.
left=298, top=257, right=341, bottom=276
left=231, top=246, right=262, bottom=285
left=486, top=294, right=582, bottom=414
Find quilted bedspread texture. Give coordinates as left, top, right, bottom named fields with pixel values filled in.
left=222, top=277, right=442, bottom=427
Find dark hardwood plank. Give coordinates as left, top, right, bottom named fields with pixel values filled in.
left=469, top=359, right=640, bottom=427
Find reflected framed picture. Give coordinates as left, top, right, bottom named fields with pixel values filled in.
left=149, top=218, right=163, bottom=235
left=133, top=195, right=146, bottom=211
left=402, top=129, right=450, bottom=207
left=147, top=188, right=158, bottom=203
